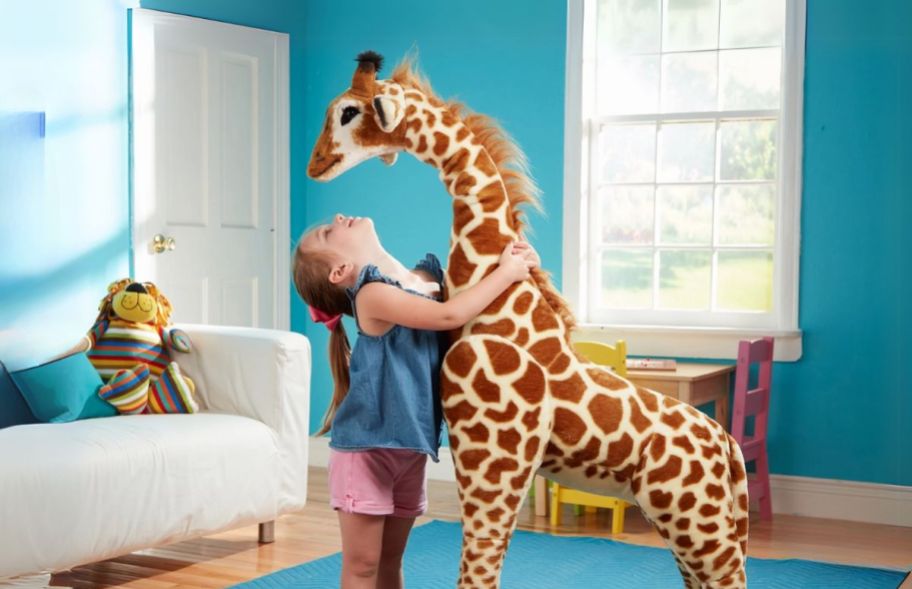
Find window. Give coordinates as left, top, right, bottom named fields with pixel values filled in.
left=563, top=0, right=804, bottom=358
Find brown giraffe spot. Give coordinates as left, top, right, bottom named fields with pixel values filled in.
left=544, top=441, right=564, bottom=457
left=473, top=565, right=485, bottom=575
left=448, top=243, right=477, bottom=287
left=405, top=91, right=422, bottom=101
left=649, top=490, right=673, bottom=509
left=683, top=460, right=705, bottom=486
left=688, top=559, right=705, bottom=571
left=699, top=504, right=721, bottom=517
left=471, top=319, right=516, bottom=338
left=407, top=118, right=422, bottom=134
left=738, top=493, right=748, bottom=511
left=676, top=518, right=691, bottom=531
left=464, top=502, right=478, bottom=517
left=658, top=513, right=673, bottom=523
left=466, top=218, right=509, bottom=255
left=553, top=407, right=586, bottom=445
left=471, top=369, right=501, bottom=404
left=736, top=515, right=748, bottom=536
left=425, top=111, right=436, bottom=126
left=713, top=546, right=736, bottom=570
left=675, top=535, right=695, bottom=549
left=711, top=462, right=726, bottom=479
left=497, top=429, right=521, bottom=454
left=449, top=434, right=460, bottom=451
left=524, top=437, right=540, bottom=461
left=657, top=527, right=670, bottom=539
left=405, top=104, right=417, bottom=117
left=510, top=466, right=531, bottom=490
left=697, top=522, right=720, bottom=534
left=678, top=492, right=697, bottom=511
left=432, top=131, right=450, bottom=156
left=566, top=436, right=601, bottom=467
left=691, top=423, right=711, bottom=441
left=483, top=339, right=521, bottom=375
left=464, top=422, right=490, bottom=443
left=551, top=353, right=572, bottom=373
left=694, top=539, right=722, bottom=557
left=705, top=483, right=726, bottom=500
left=587, top=367, right=628, bottom=390
left=631, top=475, right=643, bottom=495
left=484, top=401, right=518, bottom=423
left=697, top=571, right=711, bottom=582
left=636, top=388, right=659, bottom=411
left=672, top=435, right=695, bottom=454
left=627, top=396, right=651, bottom=433
left=484, top=458, right=519, bottom=484
left=550, top=372, right=585, bottom=402
left=452, top=198, right=474, bottom=235
left=487, top=507, right=505, bottom=522
left=731, top=452, right=747, bottom=483
left=513, top=362, right=545, bottom=404
left=529, top=337, right=562, bottom=365
left=661, top=410, right=686, bottom=429
left=604, top=432, right=634, bottom=467
left=453, top=172, right=477, bottom=196
left=589, top=394, right=623, bottom=435
left=456, top=472, right=471, bottom=489
left=531, top=299, right=560, bottom=331
left=474, top=150, right=498, bottom=176
left=615, top=463, right=635, bottom=482
left=456, top=127, right=469, bottom=141
left=477, top=181, right=506, bottom=212
left=442, top=146, right=470, bottom=176
left=460, top=449, right=490, bottom=470
left=585, top=465, right=597, bottom=478
left=701, top=444, right=723, bottom=460
left=504, top=494, right=521, bottom=510
left=470, top=487, right=500, bottom=503
left=540, top=459, right=556, bottom=469
left=445, top=341, right=476, bottom=379
left=647, top=455, right=683, bottom=484
left=649, top=434, right=667, bottom=461
left=512, top=292, right=534, bottom=314
left=416, top=134, right=428, bottom=153
left=447, top=400, right=478, bottom=424
left=515, top=327, right=530, bottom=346
left=521, top=407, right=541, bottom=432
left=441, top=111, right=457, bottom=126
left=404, top=137, right=414, bottom=149
left=388, top=86, right=399, bottom=95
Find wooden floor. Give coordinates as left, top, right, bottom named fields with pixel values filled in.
left=52, top=467, right=912, bottom=588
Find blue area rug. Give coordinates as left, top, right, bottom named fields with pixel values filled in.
left=232, top=520, right=908, bottom=588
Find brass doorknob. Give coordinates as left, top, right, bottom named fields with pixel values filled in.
left=152, top=234, right=176, bottom=254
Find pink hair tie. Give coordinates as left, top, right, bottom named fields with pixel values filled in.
left=309, top=306, right=343, bottom=332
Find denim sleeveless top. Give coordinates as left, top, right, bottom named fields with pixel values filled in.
left=328, top=254, right=447, bottom=461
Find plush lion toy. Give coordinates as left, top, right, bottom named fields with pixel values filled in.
left=85, top=279, right=199, bottom=415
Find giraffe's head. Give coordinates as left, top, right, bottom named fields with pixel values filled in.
left=307, top=51, right=409, bottom=181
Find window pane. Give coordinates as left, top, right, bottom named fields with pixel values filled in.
left=717, top=184, right=775, bottom=245
left=598, top=0, right=662, bottom=54
left=598, top=186, right=655, bottom=244
left=720, top=0, right=784, bottom=48
left=719, top=48, right=781, bottom=110
left=657, top=185, right=713, bottom=244
left=657, top=122, right=715, bottom=182
left=659, top=250, right=712, bottom=309
left=663, top=0, right=720, bottom=52
left=716, top=250, right=773, bottom=311
left=661, top=52, right=718, bottom=112
left=720, top=120, right=777, bottom=180
left=598, top=55, right=660, bottom=115
left=599, top=123, right=657, bottom=182
left=600, top=249, right=654, bottom=308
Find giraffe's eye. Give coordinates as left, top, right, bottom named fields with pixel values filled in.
left=341, top=106, right=360, bottom=126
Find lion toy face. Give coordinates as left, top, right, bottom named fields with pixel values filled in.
left=112, top=283, right=157, bottom=324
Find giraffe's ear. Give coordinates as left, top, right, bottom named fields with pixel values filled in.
left=372, top=92, right=405, bottom=133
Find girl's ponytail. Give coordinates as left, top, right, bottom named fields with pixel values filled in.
left=317, top=320, right=351, bottom=436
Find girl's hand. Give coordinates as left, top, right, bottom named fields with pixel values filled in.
left=511, top=241, right=541, bottom=269
left=499, top=242, right=535, bottom=282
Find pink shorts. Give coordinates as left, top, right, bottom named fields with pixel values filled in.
left=328, top=448, right=428, bottom=518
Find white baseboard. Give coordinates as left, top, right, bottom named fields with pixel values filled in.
left=309, top=437, right=912, bottom=527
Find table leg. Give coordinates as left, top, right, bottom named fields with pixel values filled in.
left=534, top=475, right=548, bottom=517
left=716, top=374, right=730, bottom=431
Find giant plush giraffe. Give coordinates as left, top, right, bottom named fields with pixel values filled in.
left=307, top=51, right=750, bottom=589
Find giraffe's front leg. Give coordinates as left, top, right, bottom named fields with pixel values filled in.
left=442, top=335, right=552, bottom=589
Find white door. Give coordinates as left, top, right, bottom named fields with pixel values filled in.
left=131, top=9, right=289, bottom=329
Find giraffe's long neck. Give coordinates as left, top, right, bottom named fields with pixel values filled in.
left=400, top=91, right=517, bottom=297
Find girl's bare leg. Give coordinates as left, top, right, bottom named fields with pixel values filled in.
left=377, top=515, right=416, bottom=589
left=338, top=511, right=385, bottom=589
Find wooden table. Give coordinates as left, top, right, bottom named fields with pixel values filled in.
left=532, top=362, right=734, bottom=517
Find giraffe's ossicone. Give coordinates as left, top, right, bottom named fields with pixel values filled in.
left=308, top=51, right=750, bottom=589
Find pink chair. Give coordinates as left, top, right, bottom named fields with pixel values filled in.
left=732, top=337, right=774, bottom=521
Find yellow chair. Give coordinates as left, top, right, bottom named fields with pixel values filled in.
left=549, top=340, right=632, bottom=534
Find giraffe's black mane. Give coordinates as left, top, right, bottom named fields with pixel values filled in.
left=355, top=50, right=384, bottom=73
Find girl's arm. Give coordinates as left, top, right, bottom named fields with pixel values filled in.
left=356, top=242, right=535, bottom=333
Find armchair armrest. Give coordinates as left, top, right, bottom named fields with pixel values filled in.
left=175, top=324, right=311, bottom=511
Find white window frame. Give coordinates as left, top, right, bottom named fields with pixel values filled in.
left=563, top=0, right=805, bottom=361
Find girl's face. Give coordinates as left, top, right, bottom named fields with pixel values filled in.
left=301, top=213, right=381, bottom=266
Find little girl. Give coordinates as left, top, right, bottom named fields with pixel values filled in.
left=292, top=213, right=537, bottom=589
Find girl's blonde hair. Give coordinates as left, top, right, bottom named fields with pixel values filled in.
left=292, top=240, right=353, bottom=436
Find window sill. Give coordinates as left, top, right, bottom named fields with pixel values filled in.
left=573, top=323, right=803, bottom=362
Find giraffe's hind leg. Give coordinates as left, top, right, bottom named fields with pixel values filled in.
left=441, top=335, right=552, bottom=589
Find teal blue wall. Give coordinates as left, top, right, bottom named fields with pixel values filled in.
left=0, top=0, right=130, bottom=370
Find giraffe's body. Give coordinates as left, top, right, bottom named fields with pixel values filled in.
left=308, top=52, right=750, bottom=589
